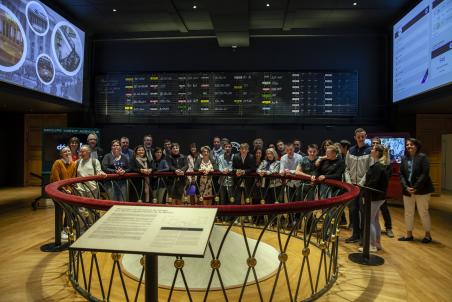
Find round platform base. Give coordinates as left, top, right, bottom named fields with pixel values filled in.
left=122, top=225, right=280, bottom=290
left=40, top=242, right=70, bottom=252
left=348, top=252, right=385, bottom=266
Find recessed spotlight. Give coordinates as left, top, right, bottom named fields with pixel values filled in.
left=353, top=2, right=357, bottom=6
left=193, top=5, right=197, bottom=9
left=266, top=3, right=270, bottom=7
left=112, top=8, right=117, bottom=12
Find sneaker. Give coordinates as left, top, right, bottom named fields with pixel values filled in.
left=421, top=237, right=432, bottom=244
left=386, top=229, right=394, bottom=238
left=358, top=245, right=377, bottom=253
left=61, top=230, right=68, bottom=241
left=345, top=236, right=360, bottom=243
left=398, top=236, right=414, bottom=241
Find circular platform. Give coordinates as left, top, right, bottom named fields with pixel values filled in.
left=121, top=225, right=280, bottom=290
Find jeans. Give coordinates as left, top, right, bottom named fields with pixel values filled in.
left=370, top=200, right=385, bottom=246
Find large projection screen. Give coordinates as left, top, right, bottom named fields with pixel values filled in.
left=0, top=0, right=85, bottom=103
left=393, top=0, right=452, bottom=102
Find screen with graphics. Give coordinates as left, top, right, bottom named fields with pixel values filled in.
left=393, top=0, right=452, bottom=102
left=95, top=71, right=358, bottom=122
left=0, top=0, right=85, bottom=103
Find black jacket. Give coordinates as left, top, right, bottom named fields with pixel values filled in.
left=129, top=157, right=153, bottom=173
left=128, top=157, right=153, bottom=202
left=316, top=158, right=345, bottom=180
left=364, top=162, right=391, bottom=201
left=168, top=154, right=188, bottom=172
left=400, top=153, right=434, bottom=196
left=232, top=153, right=256, bottom=173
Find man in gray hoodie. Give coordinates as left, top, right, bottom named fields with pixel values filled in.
left=344, top=128, right=373, bottom=243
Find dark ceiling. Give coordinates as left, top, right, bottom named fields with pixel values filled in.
left=51, top=0, right=414, bottom=46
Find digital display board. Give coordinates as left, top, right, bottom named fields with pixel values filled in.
left=95, top=71, right=358, bottom=121
left=0, top=0, right=85, bottom=103
left=393, top=0, right=452, bottom=102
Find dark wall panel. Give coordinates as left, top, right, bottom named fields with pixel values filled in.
left=92, top=35, right=388, bottom=145
left=0, top=113, right=24, bottom=187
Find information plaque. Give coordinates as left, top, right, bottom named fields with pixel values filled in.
left=70, top=205, right=218, bottom=257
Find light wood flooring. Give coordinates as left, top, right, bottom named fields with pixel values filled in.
left=0, top=187, right=451, bottom=301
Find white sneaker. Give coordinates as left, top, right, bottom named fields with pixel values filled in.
left=61, top=230, right=68, bottom=241
left=358, top=245, right=377, bottom=253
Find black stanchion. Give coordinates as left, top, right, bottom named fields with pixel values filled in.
left=40, top=202, right=69, bottom=252
left=145, top=254, right=158, bottom=302
left=348, top=185, right=384, bottom=266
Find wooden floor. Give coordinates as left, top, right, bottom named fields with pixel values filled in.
left=0, top=187, right=451, bottom=302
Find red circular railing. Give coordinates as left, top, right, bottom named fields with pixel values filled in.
left=45, top=172, right=360, bottom=215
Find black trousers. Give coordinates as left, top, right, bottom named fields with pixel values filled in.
left=380, top=200, right=392, bottom=229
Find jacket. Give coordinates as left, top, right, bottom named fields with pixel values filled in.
left=316, top=158, right=345, bottom=180
left=257, top=160, right=282, bottom=188
left=168, top=154, right=188, bottom=172
left=400, top=153, right=434, bottom=196
left=345, top=144, right=372, bottom=185
left=232, top=153, right=256, bottom=173
left=364, top=162, right=391, bottom=201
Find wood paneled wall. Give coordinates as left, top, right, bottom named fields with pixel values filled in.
left=416, top=114, right=452, bottom=194
left=24, top=114, right=67, bottom=186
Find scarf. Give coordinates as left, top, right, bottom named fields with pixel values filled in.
left=136, top=156, right=148, bottom=169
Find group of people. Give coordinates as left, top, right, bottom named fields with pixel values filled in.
left=50, top=129, right=435, bottom=250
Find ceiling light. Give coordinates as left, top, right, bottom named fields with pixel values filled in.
left=112, top=8, right=117, bottom=12
left=232, top=45, right=238, bottom=49
left=193, top=4, right=197, bottom=9
left=266, top=3, right=270, bottom=7
left=353, top=2, right=357, bottom=6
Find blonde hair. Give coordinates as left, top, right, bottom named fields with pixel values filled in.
left=374, top=144, right=390, bottom=165
left=326, top=145, right=339, bottom=154
left=379, top=146, right=390, bottom=165
left=265, top=148, right=279, bottom=160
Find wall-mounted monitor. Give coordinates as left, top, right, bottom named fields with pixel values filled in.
left=393, top=0, right=452, bottom=102
left=95, top=71, right=358, bottom=123
left=0, top=0, right=85, bottom=103
left=366, top=133, right=410, bottom=164
left=42, top=128, right=100, bottom=173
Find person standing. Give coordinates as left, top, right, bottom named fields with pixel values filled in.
left=253, top=138, right=264, bottom=154
left=75, top=145, right=106, bottom=198
left=150, top=147, right=170, bottom=204
left=232, top=143, right=256, bottom=204
left=358, top=144, right=391, bottom=252
left=68, top=137, right=80, bottom=161
left=276, top=139, right=286, bottom=158
left=210, top=136, right=224, bottom=164
left=295, top=144, right=319, bottom=201
left=217, top=141, right=234, bottom=204
left=194, top=146, right=218, bottom=205
left=120, top=136, right=134, bottom=161
left=163, top=139, right=172, bottom=159
left=143, top=134, right=154, bottom=161
left=50, top=146, right=76, bottom=186
left=293, top=139, right=306, bottom=156
left=371, top=137, right=394, bottom=238
left=50, top=146, right=76, bottom=241
left=102, top=140, right=130, bottom=201
left=398, top=138, right=434, bottom=243
left=87, top=133, right=103, bottom=161
left=257, top=148, right=282, bottom=204
left=280, top=143, right=303, bottom=202
left=167, top=143, right=188, bottom=204
left=344, top=128, right=372, bottom=243
left=129, top=145, right=152, bottom=202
